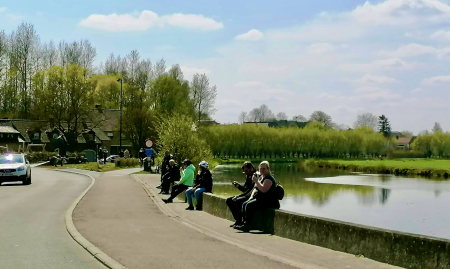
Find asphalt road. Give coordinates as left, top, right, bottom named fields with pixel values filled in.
left=0, top=168, right=105, bottom=269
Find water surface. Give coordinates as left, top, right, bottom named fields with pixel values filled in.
left=212, top=163, right=450, bottom=239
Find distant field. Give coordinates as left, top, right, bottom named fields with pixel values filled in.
left=321, top=159, right=450, bottom=170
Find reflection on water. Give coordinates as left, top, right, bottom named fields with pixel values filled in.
left=212, top=163, right=450, bottom=239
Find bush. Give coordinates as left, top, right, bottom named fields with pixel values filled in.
left=115, top=158, right=140, bottom=167
left=388, top=150, right=427, bottom=159
left=28, top=152, right=58, bottom=163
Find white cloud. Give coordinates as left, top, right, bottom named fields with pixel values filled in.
left=339, top=58, right=414, bottom=72
left=379, top=43, right=450, bottom=58
left=308, top=43, right=334, bottom=54
left=421, top=75, right=450, bottom=84
left=430, top=29, right=450, bottom=40
left=235, top=81, right=269, bottom=88
left=354, top=87, right=401, bottom=100
left=79, top=10, right=223, bottom=32
left=0, top=7, right=6, bottom=12
left=350, top=74, right=399, bottom=85
left=235, top=29, right=264, bottom=41
left=180, top=66, right=211, bottom=80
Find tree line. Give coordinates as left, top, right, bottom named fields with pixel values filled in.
left=0, top=23, right=217, bottom=153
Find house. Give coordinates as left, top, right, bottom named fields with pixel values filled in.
left=389, top=131, right=403, bottom=140
left=0, top=120, right=25, bottom=152
left=396, top=137, right=416, bottom=150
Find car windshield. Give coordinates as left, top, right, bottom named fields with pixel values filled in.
left=0, top=154, right=24, bottom=164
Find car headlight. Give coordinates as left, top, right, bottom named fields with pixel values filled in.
left=17, top=166, right=25, bottom=171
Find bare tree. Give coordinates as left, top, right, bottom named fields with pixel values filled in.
left=432, top=122, right=443, bottom=133
left=401, top=130, right=413, bottom=137
left=247, top=108, right=260, bottom=122
left=276, top=112, right=288, bottom=121
left=259, top=104, right=275, bottom=122
left=190, top=73, right=217, bottom=121
left=292, top=115, right=307, bottom=122
left=238, top=111, right=247, bottom=125
left=353, top=113, right=378, bottom=131
left=309, top=111, right=333, bottom=128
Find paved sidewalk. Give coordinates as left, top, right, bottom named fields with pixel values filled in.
left=71, top=169, right=402, bottom=269
left=73, top=170, right=296, bottom=269
left=137, top=174, right=402, bottom=269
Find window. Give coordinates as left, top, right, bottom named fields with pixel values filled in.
left=107, top=132, right=114, bottom=137
left=33, top=133, right=40, bottom=140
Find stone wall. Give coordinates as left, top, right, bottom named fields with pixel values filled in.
left=180, top=192, right=450, bottom=269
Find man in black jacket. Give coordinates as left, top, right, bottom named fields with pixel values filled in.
left=157, top=152, right=173, bottom=189
left=160, top=159, right=181, bottom=194
left=226, top=161, right=256, bottom=227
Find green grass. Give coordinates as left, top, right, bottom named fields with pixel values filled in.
left=38, top=162, right=140, bottom=172
left=214, top=157, right=301, bottom=165
left=305, top=158, right=450, bottom=178
left=317, top=159, right=450, bottom=170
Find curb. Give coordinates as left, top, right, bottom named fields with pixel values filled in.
left=58, top=169, right=127, bottom=269
left=130, top=174, right=323, bottom=269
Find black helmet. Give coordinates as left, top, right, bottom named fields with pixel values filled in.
left=182, top=159, right=192, bottom=166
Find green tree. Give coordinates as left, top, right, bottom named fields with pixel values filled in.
left=157, top=113, right=212, bottom=166
left=378, top=115, right=391, bottom=137
left=309, top=111, right=333, bottom=128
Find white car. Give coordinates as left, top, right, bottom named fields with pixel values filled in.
left=0, top=154, right=31, bottom=185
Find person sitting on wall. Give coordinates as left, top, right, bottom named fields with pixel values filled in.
left=157, top=152, right=173, bottom=189
left=185, top=161, right=213, bottom=211
left=235, top=161, right=280, bottom=232
left=162, top=159, right=195, bottom=204
left=226, top=161, right=256, bottom=227
left=160, top=159, right=180, bottom=194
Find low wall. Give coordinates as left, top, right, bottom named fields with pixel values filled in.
left=179, top=192, right=450, bottom=269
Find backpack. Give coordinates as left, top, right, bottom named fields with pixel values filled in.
left=276, top=182, right=285, bottom=200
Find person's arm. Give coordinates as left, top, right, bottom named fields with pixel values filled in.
left=252, top=175, right=273, bottom=193
left=178, top=167, right=193, bottom=185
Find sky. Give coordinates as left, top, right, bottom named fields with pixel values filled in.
left=1, top=0, right=450, bottom=134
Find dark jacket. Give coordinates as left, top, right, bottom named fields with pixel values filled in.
left=254, top=174, right=280, bottom=209
left=139, top=151, right=146, bottom=159
left=237, top=173, right=255, bottom=197
left=161, top=155, right=173, bottom=175
left=193, top=169, right=213, bottom=193
left=164, top=163, right=181, bottom=181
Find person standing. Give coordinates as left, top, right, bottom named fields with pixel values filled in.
left=124, top=149, right=130, bottom=159
left=226, top=161, right=256, bottom=227
left=185, top=161, right=213, bottom=211
left=103, top=147, right=108, bottom=164
left=163, top=159, right=194, bottom=204
left=235, top=161, right=280, bottom=232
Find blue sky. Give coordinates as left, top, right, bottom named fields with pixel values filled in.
left=1, top=0, right=450, bottom=133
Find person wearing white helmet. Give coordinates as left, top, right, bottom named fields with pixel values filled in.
left=185, top=160, right=213, bottom=211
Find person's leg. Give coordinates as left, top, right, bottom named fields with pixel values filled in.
left=169, top=184, right=188, bottom=201
left=239, top=199, right=263, bottom=232
left=161, top=175, right=171, bottom=193
left=194, top=188, right=206, bottom=210
left=227, top=196, right=246, bottom=226
left=185, top=188, right=194, bottom=207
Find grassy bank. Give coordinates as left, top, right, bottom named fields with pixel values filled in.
left=214, top=158, right=301, bottom=166
left=305, top=159, right=450, bottom=178
left=38, top=162, right=140, bottom=172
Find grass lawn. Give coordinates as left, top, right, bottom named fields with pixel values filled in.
left=320, top=159, right=450, bottom=171
left=214, top=157, right=302, bottom=165
left=38, top=162, right=140, bottom=172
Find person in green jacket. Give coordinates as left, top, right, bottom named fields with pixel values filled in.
left=163, top=159, right=195, bottom=204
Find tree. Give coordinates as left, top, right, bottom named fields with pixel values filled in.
left=276, top=112, right=288, bottom=121
left=32, top=64, right=96, bottom=151
left=148, top=75, right=192, bottom=117
left=432, top=122, right=443, bottom=134
left=309, top=111, right=333, bottom=128
left=353, top=113, right=378, bottom=131
left=292, top=115, right=307, bottom=122
left=259, top=104, right=276, bottom=122
left=157, top=113, right=213, bottom=166
left=190, top=73, right=217, bottom=122
left=238, top=112, right=247, bottom=125
left=378, top=115, right=391, bottom=137
left=401, top=130, right=413, bottom=138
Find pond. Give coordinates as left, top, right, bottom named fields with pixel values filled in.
left=212, top=163, right=450, bottom=240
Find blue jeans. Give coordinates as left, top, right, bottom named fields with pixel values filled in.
left=186, top=187, right=206, bottom=207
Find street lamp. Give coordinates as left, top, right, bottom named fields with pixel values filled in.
left=117, top=78, right=123, bottom=154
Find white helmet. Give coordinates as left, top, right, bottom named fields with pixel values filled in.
left=199, top=161, right=209, bottom=169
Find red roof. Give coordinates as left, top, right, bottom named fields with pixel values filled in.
left=397, top=137, right=412, bottom=144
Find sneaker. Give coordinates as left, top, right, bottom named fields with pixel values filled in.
left=195, top=207, right=202, bottom=211
left=162, top=199, right=172, bottom=204
left=235, top=224, right=250, bottom=232
left=230, top=222, right=242, bottom=228
left=185, top=206, right=194, bottom=210
left=156, top=185, right=162, bottom=189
